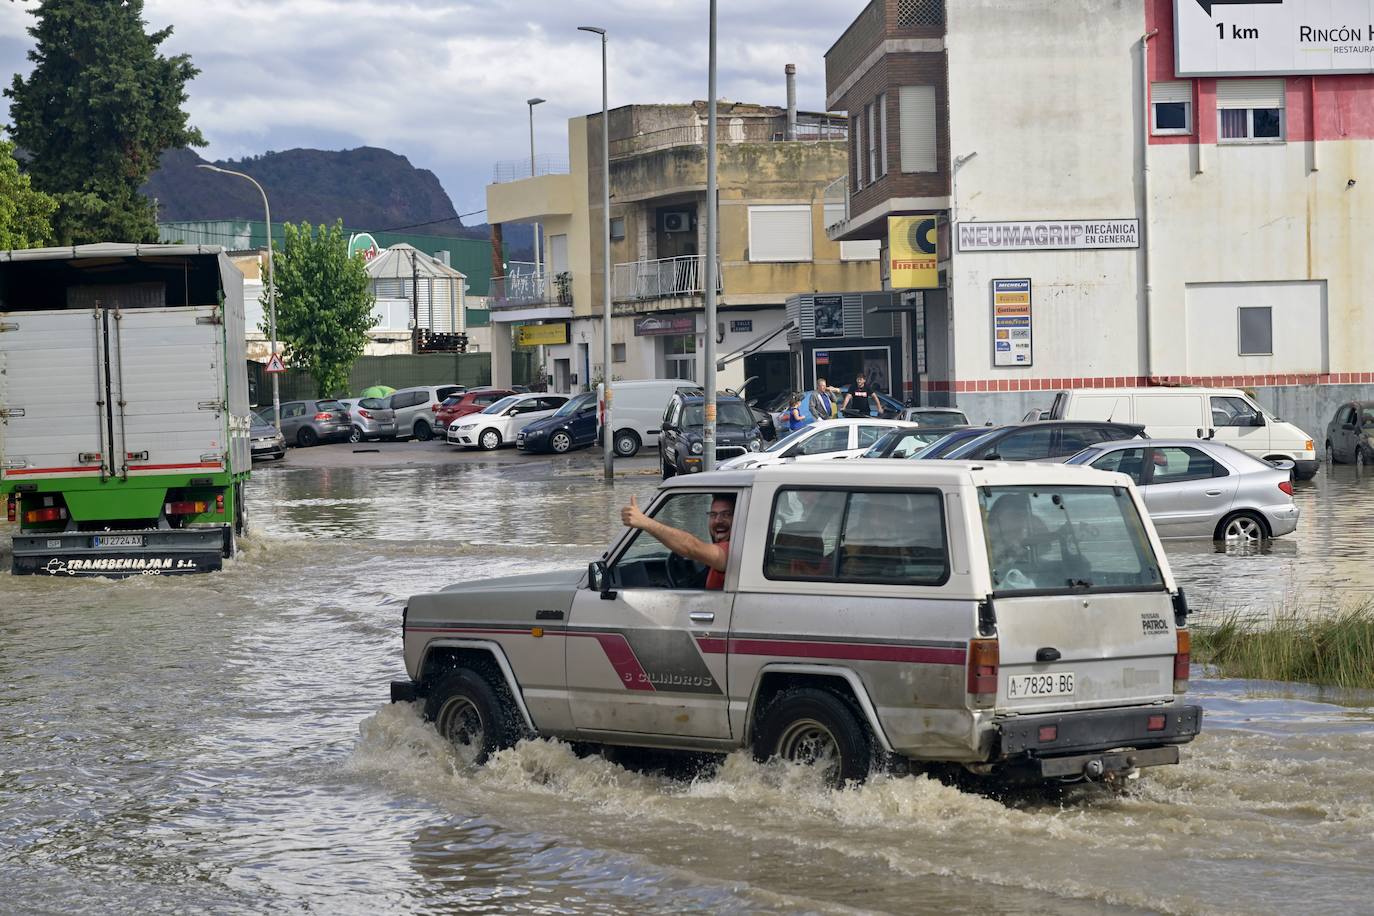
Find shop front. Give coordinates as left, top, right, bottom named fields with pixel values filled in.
left=785, top=292, right=916, bottom=402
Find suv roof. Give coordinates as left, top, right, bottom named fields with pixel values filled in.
left=660, top=459, right=1135, bottom=492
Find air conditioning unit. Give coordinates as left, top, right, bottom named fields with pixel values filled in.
left=663, top=211, right=692, bottom=233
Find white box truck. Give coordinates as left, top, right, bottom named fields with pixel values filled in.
left=0, top=244, right=252, bottom=576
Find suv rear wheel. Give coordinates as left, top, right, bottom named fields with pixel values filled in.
left=752, top=687, right=872, bottom=786
left=424, top=669, right=519, bottom=767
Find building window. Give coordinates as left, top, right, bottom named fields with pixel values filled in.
left=665, top=333, right=696, bottom=381
left=854, top=112, right=865, bottom=188
left=896, top=0, right=943, bottom=28
left=612, top=342, right=626, bottom=363
left=610, top=216, right=626, bottom=240
left=748, top=205, right=813, bottom=262
left=899, top=85, right=937, bottom=173
left=878, top=92, right=889, bottom=177
left=866, top=101, right=878, bottom=183
left=1151, top=81, right=1192, bottom=135
left=1217, top=79, right=1285, bottom=143
left=1238, top=307, right=1273, bottom=356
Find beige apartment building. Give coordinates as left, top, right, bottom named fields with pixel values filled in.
left=486, top=98, right=880, bottom=401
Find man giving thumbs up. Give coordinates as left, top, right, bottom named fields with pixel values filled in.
left=620, top=493, right=735, bottom=590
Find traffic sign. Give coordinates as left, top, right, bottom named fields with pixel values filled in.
left=264, top=353, right=286, bottom=374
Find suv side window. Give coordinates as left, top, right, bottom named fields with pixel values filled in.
left=988, top=427, right=1053, bottom=460
left=1057, top=425, right=1114, bottom=456
left=765, top=488, right=947, bottom=585
left=1150, top=446, right=1227, bottom=484
left=613, top=492, right=727, bottom=590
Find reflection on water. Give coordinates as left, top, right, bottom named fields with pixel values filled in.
left=3, top=461, right=1374, bottom=913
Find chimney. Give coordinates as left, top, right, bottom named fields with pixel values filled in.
left=785, top=64, right=798, bottom=140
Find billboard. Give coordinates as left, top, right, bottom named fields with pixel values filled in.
left=888, top=216, right=938, bottom=289
left=1175, top=0, right=1374, bottom=76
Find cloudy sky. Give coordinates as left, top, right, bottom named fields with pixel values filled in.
left=0, top=0, right=859, bottom=218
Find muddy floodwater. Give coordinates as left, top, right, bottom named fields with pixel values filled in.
left=4, top=459, right=1374, bottom=914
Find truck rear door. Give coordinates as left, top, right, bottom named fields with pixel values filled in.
left=978, top=484, right=1177, bottom=714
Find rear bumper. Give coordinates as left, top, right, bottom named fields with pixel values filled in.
left=11, top=527, right=228, bottom=577
left=1261, top=502, right=1301, bottom=537
left=997, top=704, right=1202, bottom=776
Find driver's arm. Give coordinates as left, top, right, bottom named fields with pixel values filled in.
left=621, top=497, right=727, bottom=571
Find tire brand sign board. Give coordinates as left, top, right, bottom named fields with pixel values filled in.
left=992, top=279, right=1033, bottom=368
left=888, top=216, right=938, bottom=288
left=1175, top=0, right=1374, bottom=76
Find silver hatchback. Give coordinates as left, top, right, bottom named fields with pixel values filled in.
left=1066, top=438, right=1299, bottom=542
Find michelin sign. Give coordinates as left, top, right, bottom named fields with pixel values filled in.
left=1175, top=0, right=1374, bottom=76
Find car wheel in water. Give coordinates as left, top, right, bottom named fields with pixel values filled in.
left=550, top=431, right=572, bottom=453
left=1326, top=441, right=1337, bottom=465
left=297, top=427, right=318, bottom=448
left=1217, top=511, right=1268, bottom=543
left=479, top=429, right=502, bottom=451
left=414, top=421, right=434, bottom=442
left=752, top=687, right=872, bottom=787
left=424, top=669, right=520, bottom=768
left=614, top=430, right=640, bottom=458
left=348, top=425, right=364, bottom=444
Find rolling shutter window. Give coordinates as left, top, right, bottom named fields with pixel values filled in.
left=1152, top=81, right=1192, bottom=104
left=1215, top=79, right=1285, bottom=109
left=878, top=92, right=889, bottom=176
left=841, top=240, right=881, bottom=261
left=899, top=85, right=937, bottom=173
left=749, top=205, right=813, bottom=262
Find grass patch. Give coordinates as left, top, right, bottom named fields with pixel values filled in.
left=1193, top=603, right=1374, bottom=689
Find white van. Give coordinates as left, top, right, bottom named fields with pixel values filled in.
left=599, top=379, right=702, bottom=457
left=1048, top=387, right=1317, bottom=479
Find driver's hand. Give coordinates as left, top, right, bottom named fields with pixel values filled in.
left=621, top=495, right=649, bottom=530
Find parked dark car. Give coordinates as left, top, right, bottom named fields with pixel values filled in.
left=861, top=424, right=974, bottom=460
left=942, top=420, right=1147, bottom=462
left=258, top=399, right=351, bottom=448
left=249, top=411, right=286, bottom=461
left=912, top=425, right=1009, bottom=459
left=659, top=392, right=763, bottom=477
left=1325, top=401, right=1374, bottom=467
left=516, top=391, right=599, bottom=454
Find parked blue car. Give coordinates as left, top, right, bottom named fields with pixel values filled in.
left=792, top=389, right=904, bottom=422
left=516, top=391, right=599, bottom=454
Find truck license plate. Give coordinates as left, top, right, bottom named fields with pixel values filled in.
left=1007, top=672, right=1074, bottom=699
left=92, top=535, right=144, bottom=548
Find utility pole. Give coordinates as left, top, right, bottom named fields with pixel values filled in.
left=578, top=25, right=613, bottom=481
left=702, top=0, right=719, bottom=471
left=528, top=96, right=547, bottom=387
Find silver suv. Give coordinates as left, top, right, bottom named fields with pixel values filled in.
left=391, top=462, right=1201, bottom=785
left=388, top=385, right=464, bottom=441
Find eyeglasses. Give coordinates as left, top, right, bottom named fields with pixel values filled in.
left=708, top=510, right=734, bottom=521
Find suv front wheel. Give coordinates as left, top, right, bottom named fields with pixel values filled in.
left=424, top=669, right=520, bottom=767
left=752, top=687, right=873, bottom=786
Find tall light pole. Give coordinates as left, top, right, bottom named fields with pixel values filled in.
left=197, top=163, right=279, bottom=433
left=578, top=24, right=613, bottom=481
left=527, top=96, right=547, bottom=389
left=702, top=0, right=719, bottom=471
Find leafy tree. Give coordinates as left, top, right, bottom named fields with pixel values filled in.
left=0, top=140, right=56, bottom=248
left=267, top=221, right=375, bottom=397
left=5, top=0, right=204, bottom=244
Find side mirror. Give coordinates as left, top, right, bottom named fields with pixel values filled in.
left=1250, top=415, right=1266, bottom=427
left=986, top=452, right=1002, bottom=461
left=588, top=560, right=615, bottom=599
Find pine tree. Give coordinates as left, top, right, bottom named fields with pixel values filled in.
left=5, top=0, right=204, bottom=244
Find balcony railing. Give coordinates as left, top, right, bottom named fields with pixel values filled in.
left=823, top=175, right=849, bottom=231
left=609, top=115, right=848, bottom=159
left=612, top=256, right=722, bottom=302
left=490, top=271, right=573, bottom=310
left=491, top=154, right=571, bottom=184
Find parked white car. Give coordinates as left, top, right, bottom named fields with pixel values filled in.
left=718, top=418, right=908, bottom=470
left=447, top=393, right=571, bottom=450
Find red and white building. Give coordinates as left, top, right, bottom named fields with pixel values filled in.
left=825, top=0, right=1374, bottom=434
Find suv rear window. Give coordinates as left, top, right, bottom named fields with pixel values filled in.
left=764, top=488, right=948, bottom=586
left=978, top=485, right=1164, bottom=596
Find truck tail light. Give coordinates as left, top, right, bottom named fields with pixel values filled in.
left=1173, top=629, right=1191, bottom=693
left=967, top=638, right=999, bottom=706
left=6, top=496, right=15, bottom=523
left=165, top=500, right=208, bottom=516
left=24, top=507, right=67, bottom=524
left=215, top=493, right=225, bottom=515
left=313, top=412, right=332, bottom=421
left=1147, top=714, right=1167, bottom=732
left=1279, top=480, right=1294, bottom=496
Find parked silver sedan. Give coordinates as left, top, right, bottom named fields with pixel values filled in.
left=1065, top=438, right=1299, bottom=542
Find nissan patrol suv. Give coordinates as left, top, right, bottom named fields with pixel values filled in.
left=659, top=392, right=764, bottom=478
left=391, top=462, right=1201, bottom=786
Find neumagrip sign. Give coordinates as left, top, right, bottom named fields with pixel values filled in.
left=992, top=279, right=1033, bottom=368
left=1175, top=0, right=1374, bottom=76
left=957, top=220, right=1139, bottom=252
left=889, top=215, right=938, bottom=289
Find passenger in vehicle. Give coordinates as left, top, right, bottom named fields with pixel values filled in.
left=621, top=493, right=735, bottom=589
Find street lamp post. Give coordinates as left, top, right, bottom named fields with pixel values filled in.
left=197, top=163, right=279, bottom=433
left=578, top=25, right=613, bottom=481
left=702, top=0, right=719, bottom=471
left=528, top=96, right=547, bottom=389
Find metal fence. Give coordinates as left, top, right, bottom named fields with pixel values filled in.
left=612, top=256, right=722, bottom=301
left=246, top=353, right=493, bottom=405
left=491, top=155, right=571, bottom=183
left=608, top=116, right=848, bottom=159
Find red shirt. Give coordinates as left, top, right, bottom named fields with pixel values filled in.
left=705, top=540, right=729, bottom=590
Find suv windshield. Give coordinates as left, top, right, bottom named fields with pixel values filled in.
left=978, top=485, right=1164, bottom=596
left=552, top=393, right=595, bottom=418
left=483, top=396, right=521, bottom=415
left=684, top=402, right=754, bottom=428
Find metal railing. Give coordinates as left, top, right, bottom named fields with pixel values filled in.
left=609, top=116, right=848, bottom=159
left=491, top=155, right=571, bottom=183
left=490, top=271, right=573, bottom=310
left=823, top=175, right=849, bottom=231
left=612, top=256, right=722, bottom=301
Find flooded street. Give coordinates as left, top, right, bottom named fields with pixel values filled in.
left=4, top=457, right=1374, bottom=914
